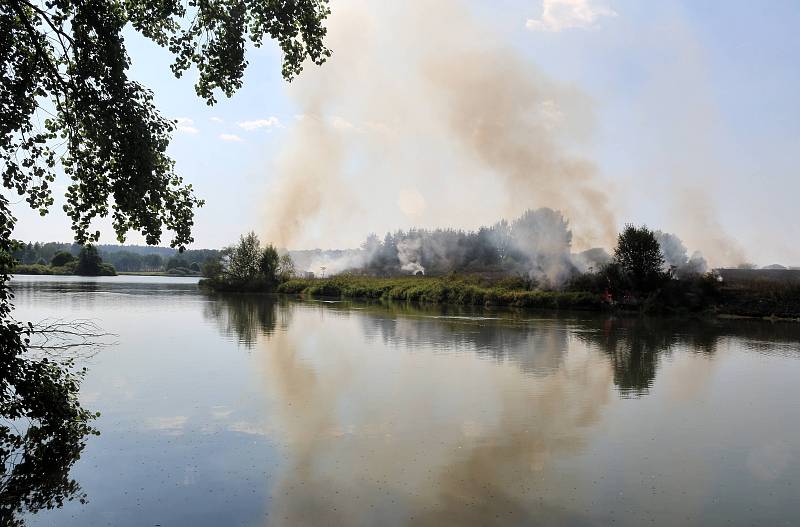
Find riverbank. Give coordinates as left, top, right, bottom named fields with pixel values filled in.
left=276, top=275, right=800, bottom=320
left=277, top=276, right=604, bottom=310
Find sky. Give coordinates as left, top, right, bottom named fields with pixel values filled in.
left=11, top=0, right=800, bottom=266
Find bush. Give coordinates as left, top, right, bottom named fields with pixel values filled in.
left=202, top=257, right=223, bottom=278
left=12, top=263, right=56, bottom=275
left=51, top=251, right=76, bottom=267
left=204, top=232, right=286, bottom=292
left=277, top=275, right=605, bottom=310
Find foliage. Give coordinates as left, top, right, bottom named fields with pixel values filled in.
left=0, top=199, right=98, bottom=525
left=278, top=275, right=604, bottom=311
left=2, top=0, right=330, bottom=522
left=224, top=232, right=263, bottom=282
left=202, top=257, right=223, bottom=279
left=11, top=263, right=72, bottom=275
left=74, top=246, right=115, bottom=276
left=277, top=253, right=296, bottom=282
left=613, top=224, right=668, bottom=295
left=201, top=234, right=295, bottom=292
left=50, top=251, right=75, bottom=267
left=259, top=245, right=279, bottom=285
left=165, top=255, right=189, bottom=271
left=2, top=0, right=330, bottom=248
left=344, top=208, right=577, bottom=280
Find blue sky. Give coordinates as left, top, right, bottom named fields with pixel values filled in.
left=12, top=0, right=800, bottom=265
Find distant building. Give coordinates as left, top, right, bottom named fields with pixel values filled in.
left=303, top=271, right=315, bottom=279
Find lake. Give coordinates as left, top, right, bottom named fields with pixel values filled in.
left=8, top=275, right=800, bottom=526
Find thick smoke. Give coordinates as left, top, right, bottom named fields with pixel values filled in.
left=262, top=0, right=616, bottom=253
left=396, top=238, right=425, bottom=275
left=654, top=230, right=708, bottom=277
left=285, top=210, right=715, bottom=285
left=290, top=208, right=616, bottom=287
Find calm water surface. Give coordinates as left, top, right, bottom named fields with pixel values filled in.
left=9, top=275, right=800, bottom=526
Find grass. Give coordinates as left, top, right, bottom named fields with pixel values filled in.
left=717, top=278, right=800, bottom=319
left=277, top=275, right=604, bottom=310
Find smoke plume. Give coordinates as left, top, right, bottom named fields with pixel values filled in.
left=262, top=0, right=616, bottom=252
left=655, top=230, right=708, bottom=277
left=396, top=238, right=425, bottom=275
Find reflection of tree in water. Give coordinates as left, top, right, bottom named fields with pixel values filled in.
left=577, top=316, right=800, bottom=397
left=359, top=310, right=568, bottom=376
left=348, top=300, right=800, bottom=397
left=202, top=293, right=286, bottom=348
left=1, top=326, right=100, bottom=526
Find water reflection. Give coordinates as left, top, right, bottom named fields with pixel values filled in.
left=11, top=278, right=800, bottom=526
left=252, top=306, right=613, bottom=526
left=1, top=422, right=89, bottom=527
left=195, top=296, right=800, bottom=525
left=202, top=294, right=287, bottom=347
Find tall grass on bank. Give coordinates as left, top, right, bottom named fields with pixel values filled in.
left=277, top=275, right=604, bottom=310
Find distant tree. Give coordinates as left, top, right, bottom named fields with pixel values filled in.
left=113, top=251, right=144, bottom=272
left=165, top=256, right=189, bottom=271
left=614, top=225, right=667, bottom=294
left=75, top=245, right=115, bottom=276
left=202, top=257, right=223, bottom=279
left=51, top=251, right=76, bottom=267
left=35, top=257, right=47, bottom=266
left=143, top=254, right=163, bottom=271
left=260, top=245, right=280, bottom=284
left=75, top=246, right=102, bottom=275
left=190, top=262, right=201, bottom=272
left=277, top=254, right=296, bottom=282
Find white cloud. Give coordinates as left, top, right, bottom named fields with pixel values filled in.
left=219, top=133, right=244, bottom=142
left=237, top=117, right=281, bottom=131
left=175, top=117, right=199, bottom=134
left=526, top=0, right=616, bottom=32
left=209, top=116, right=224, bottom=124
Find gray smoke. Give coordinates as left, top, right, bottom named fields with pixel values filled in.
left=287, top=208, right=617, bottom=287
left=261, top=0, right=616, bottom=253
left=396, top=238, right=425, bottom=275
left=655, top=230, right=708, bottom=277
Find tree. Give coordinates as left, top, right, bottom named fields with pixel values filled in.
left=75, top=245, right=113, bottom=276
left=277, top=253, right=296, bottom=282
left=225, top=232, right=263, bottom=281
left=51, top=251, right=76, bottom=267
left=142, top=253, right=163, bottom=271
left=2, top=4, right=330, bottom=519
left=202, top=257, right=223, bottom=279
left=613, top=224, right=667, bottom=294
left=112, top=251, right=143, bottom=272
left=2, top=0, right=330, bottom=248
left=165, top=255, right=189, bottom=271
left=260, top=245, right=280, bottom=284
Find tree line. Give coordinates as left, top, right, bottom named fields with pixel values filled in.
left=12, top=242, right=221, bottom=273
